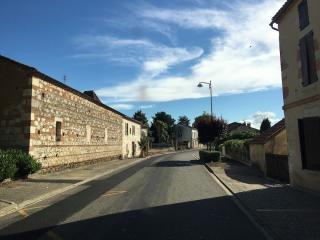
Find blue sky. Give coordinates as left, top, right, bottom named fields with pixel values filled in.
left=0, top=0, right=286, bottom=128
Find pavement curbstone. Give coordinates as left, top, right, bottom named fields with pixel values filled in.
left=202, top=161, right=276, bottom=240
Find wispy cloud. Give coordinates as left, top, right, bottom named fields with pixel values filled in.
left=110, top=103, right=135, bottom=110
left=140, top=105, right=154, bottom=109
left=75, top=0, right=285, bottom=103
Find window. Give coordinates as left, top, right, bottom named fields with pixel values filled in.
left=125, top=123, right=129, bottom=136
left=298, top=0, right=309, bottom=30
left=298, top=117, right=320, bottom=170
left=86, top=125, right=91, bottom=143
left=105, top=128, right=108, bottom=143
left=56, top=121, right=62, bottom=142
left=300, top=31, right=318, bottom=86
left=132, top=126, right=135, bottom=135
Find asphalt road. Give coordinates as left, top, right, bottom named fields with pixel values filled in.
left=0, top=151, right=266, bottom=240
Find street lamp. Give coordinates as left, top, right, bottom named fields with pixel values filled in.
left=197, top=81, right=213, bottom=120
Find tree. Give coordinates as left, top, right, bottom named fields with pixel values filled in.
left=178, top=115, right=190, bottom=126
left=260, top=118, right=271, bottom=132
left=193, top=112, right=227, bottom=151
left=138, top=134, right=149, bottom=157
left=150, top=112, right=175, bottom=143
left=154, top=120, right=169, bottom=143
left=133, top=110, right=148, bottom=128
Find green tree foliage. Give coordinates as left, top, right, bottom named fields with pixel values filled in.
left=138, top=134, right=149, bottom=157
left=178, top=115, right=190, bottom=126
left=150, top=112, right=175, bottom=143
left=227, top=131, right=258, bottom=140
left=154, top=120, right=169, bottom=143
left=133, top=110, right=148, bottom=128
left=260, top=118, right=271, bottom=132
left=193, top=112, right=227, bottom=150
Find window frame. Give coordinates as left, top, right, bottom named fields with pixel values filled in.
left=299, top=31, right=318, bottom=86
left=298, top=117, right=320, bottom=171
left=298, top=0, right=309, bottom=30
left=56, top=121, right=62, bottom=142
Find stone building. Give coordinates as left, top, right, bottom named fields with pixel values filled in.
left=271, top=0, right=320, bottom=191
left=174, top=124, right=199, bottom=149
left=0, top=55, right=141, bottom=168
left=249, top=119, right=288, bottom=175
left=122, top=118, right=141, bottom=158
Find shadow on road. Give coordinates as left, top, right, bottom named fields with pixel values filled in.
left=152, top=160, right=203, bottom=167
left=0, top=196, right=265, bottom=240
left=26, top=179, right=80, bottom=184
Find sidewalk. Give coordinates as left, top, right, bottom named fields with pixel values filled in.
left=0, top=156, right=153, bottom=218
left=206, top=159, right=320, bottom=240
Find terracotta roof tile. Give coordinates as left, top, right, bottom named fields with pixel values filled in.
left=249, top=119, right=286, bottom=144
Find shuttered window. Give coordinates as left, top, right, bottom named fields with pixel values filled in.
left=298, top=0, right=309, bottom=30
left=298, top=117, right=320, bottom=170
left=56, top=121, right=62, bottom=142
left=125, top=123, right=129, bottom=136
left=300, top=31, right=318, bottom=86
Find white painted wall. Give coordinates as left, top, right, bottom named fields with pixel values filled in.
left=122, top=119, right=141, bottom=158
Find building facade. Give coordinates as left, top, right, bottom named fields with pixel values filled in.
left=174, top=124, right=199, bottom=149
left=249, top=119, right=288, bottom=174
left=122, top=118, right=141, bottom=158
left=271, top=0, right=320, bottom=191
left=0, top=56, right=140, bottom=168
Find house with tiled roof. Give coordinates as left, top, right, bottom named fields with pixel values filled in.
left=270, top=0, right=320, bottom=191
left=249, top=119, right=288, bottom=176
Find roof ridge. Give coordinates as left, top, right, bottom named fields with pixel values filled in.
left=0, top=55, right=142, bottom=126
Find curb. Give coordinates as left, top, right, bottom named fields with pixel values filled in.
left=203, top=163, right=277, bottom=240
left=0, top=151, right=176, bottom=218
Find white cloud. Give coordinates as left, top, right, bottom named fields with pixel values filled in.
left=140, top=105, right=154, bottom=109
left=76, top=0, right=285, bottom=103
left=245, top=111, right=280, bottom=129
left=110, top=103, right=134, bottom=110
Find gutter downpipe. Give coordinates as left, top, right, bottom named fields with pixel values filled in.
left=270, top=21, right=279, bottom=31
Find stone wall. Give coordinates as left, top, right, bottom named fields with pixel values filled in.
left=29, top=76, right=123, bottom=168
left=249, top=129, right=288, bottom=175
left=0, top=60, right=32, bottom=150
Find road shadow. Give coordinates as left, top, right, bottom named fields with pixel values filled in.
left=216, top=159, right=271, bottom=185
left=26, top=179, right=80, bottom=184
left=0, top=196, right=265, bottom=240
left=152, top=160, right=203, bottom=168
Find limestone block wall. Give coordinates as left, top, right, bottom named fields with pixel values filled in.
left=0, top=61, right=32, bottom=150
left=29, top=76, right=122, bottom=168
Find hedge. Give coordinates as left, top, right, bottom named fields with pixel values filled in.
left=227, top=131, right=258, bottom=140
left=0, top=149, right=41, bottom=182
left=224, top=139, right=250, bottom=162
left=199, top=150, right=220, bottom=163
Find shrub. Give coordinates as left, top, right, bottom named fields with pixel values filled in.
left=9, top=149, right=41, bottom=178
left=199, top=150, right=220, bottom=163
left=0, top=149, right=41, bottom=181
left=0, top=149, right=17, bottom=182
left=224, top=139, right=250, bottom=162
